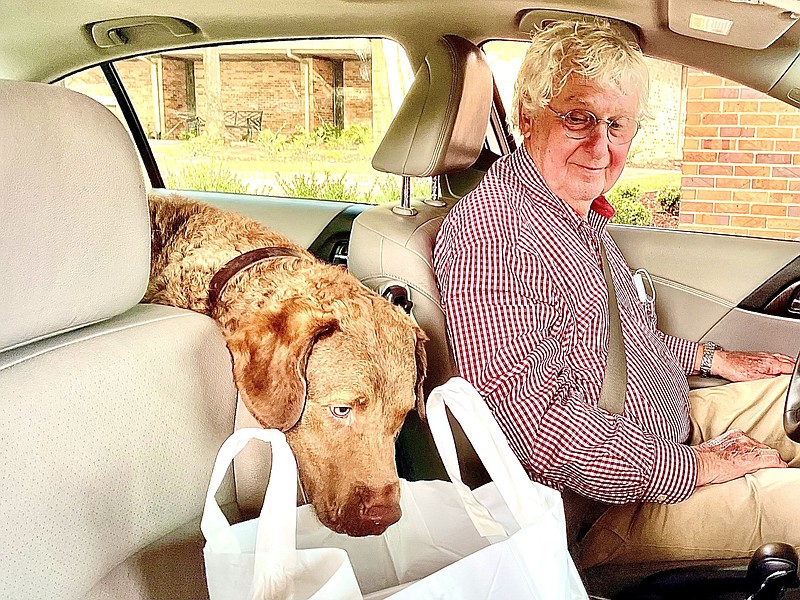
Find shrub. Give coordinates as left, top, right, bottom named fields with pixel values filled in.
left=276, top=170, right=369, bottom=203
left=256, top=128, right=289, bottom=157
left=165, top=161, right=251, bottom=194
left=313, top=123, right=342, bottom=144
left=657, top=185, right=682, bottom=216
left=608, top=183, right=651, bottom=226
left=185, top=133, right=225, bottom=157
left=339, top=125, right=372, bottom=147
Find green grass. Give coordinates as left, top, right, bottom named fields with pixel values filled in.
left=614, top=171, right=681, bottom=193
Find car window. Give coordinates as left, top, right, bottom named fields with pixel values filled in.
left=63, top=39, right=432, bottom=205
left=483, top=40, right=800, bottom=241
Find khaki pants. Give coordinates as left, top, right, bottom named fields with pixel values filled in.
left=579, top=375, right=800, bottom=568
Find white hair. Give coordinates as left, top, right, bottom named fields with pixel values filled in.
left=511, top=18, right=650, bottom=128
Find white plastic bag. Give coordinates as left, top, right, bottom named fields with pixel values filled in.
left=389, top=376, right=589, bottom=599
left=200, top=428, right=362, bottom=600
left=202, top=378, right=588, bottom=599
left=295, top=377, right=588, bottom=599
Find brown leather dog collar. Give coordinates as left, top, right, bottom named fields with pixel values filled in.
left=207, top=246, right=307, bottom=311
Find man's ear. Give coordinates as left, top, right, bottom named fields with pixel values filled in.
left=518, top=106, right=533, bottom=138
left=413, top=326, right=428, bottom=419
left=226, top=299, right=339, bottom=431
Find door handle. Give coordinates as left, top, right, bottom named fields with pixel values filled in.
left=764, top=281, right=800, bottom=318
left=790, top=293, right=800, bottom=315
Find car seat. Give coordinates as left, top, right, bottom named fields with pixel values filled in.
left=0, top=79, right=238, bottom=599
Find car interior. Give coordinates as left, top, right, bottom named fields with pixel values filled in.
left=2, top=1, right=800, bottom=599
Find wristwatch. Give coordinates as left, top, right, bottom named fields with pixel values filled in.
left=699, top=341, right=721, bottom=377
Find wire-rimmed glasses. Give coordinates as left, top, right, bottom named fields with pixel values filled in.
left=546, top=105, right=640, bottom=145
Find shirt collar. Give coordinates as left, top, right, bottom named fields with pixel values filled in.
left=510, top=145, right=615, bottom=233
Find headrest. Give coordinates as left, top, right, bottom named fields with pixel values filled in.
left=0, top=80, right=150, bottom=352
left=371, top=35, right=493, bottom=178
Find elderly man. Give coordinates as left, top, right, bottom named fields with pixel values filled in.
left=434, top=18, right=798, bottom=566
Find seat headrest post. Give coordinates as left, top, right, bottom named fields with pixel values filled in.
left=391, top=176, right=418, bottom=216
left=425, top=176, right=446, bottom=208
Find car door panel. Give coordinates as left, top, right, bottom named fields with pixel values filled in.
left=148, top=189, right=364, bottom=263
left=609, top=225, right=800, bottom=353
left=704, top=308, right=800, bottom=356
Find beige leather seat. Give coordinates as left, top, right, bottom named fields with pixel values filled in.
left=0, top=80, right=239, bottom=599
left=348, top=35, right=493, bottom=483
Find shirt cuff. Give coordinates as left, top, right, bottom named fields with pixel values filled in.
left=663, top=334, right=700, bottom=374
left=642, top=436, right=697, bottom=503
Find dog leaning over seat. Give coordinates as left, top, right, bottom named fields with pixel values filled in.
left=145, top=194, right=427, bottom=537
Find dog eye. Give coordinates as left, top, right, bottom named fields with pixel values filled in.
left=330, top=406, right=352, bottom=418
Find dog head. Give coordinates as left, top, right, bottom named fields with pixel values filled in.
left=226, top=291, right=426, bottom=536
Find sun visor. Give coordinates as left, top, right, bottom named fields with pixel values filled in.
left=668, top=0, right=800, bottom=50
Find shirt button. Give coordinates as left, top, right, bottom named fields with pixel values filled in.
left=656, top=494, right=667, bottom=503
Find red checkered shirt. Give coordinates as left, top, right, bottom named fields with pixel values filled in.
left=434, top=146, right=699, bottom=504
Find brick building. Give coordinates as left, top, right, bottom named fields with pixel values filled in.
left=115, top=41, right=376, bottom=140
left=680, top=69, right=800, bottom=239
left=628, top=58, right=684, bottom=169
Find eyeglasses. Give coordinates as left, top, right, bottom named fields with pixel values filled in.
left=546, top=105, right=640, bottom=145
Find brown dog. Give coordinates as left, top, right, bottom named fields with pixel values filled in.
left=144, top=194, right=426, bottom=536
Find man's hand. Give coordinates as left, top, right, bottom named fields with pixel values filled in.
left=693, top=430, right=787, bottom=487
left=711, top=350, right=794, bottom=382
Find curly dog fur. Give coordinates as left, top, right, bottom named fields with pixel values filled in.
left=145, top=194, right=426, bottom=536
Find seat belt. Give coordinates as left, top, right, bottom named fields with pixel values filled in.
left=598, top=240, right=627, bottom=415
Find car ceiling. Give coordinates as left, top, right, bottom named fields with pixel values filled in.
left=3, top=0, right=800, bottom=108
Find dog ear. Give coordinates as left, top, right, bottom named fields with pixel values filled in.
left=413, top=326, right=428, bottom=419
left=226, top=300, right=339, bottom=431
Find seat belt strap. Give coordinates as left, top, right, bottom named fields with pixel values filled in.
left=598, top=240, right=628, bottom=415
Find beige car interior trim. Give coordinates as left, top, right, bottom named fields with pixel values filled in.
left=609, top=226, right=800, bottom=303
left=5, top=1, right=800, bottom=110
left=609, top=225, right=800, bottom=341
left=89, top=16, right=199, bottom=48
left=648, top=281, right=735, bottom=341
left=667, top=0, right=798, bottom=50
left=649, top=275, right=735, bottom=308
left=705, top=307, right=800, bottom=356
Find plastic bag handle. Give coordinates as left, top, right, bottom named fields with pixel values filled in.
left=426, top=377, right=562, bottom=534
left=200, top=428, right=298, bottom=554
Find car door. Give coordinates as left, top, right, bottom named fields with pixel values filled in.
left=610, top=225, right=800, bottom=357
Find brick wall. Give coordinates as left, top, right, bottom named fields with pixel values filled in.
left=627, top=58, right=684, bottom=168
left=162, top=57, right=190, bottom=137
left=312, top=58, right=335, bottom=128
left=116, top=59, right=157, bottom=137
left=680, top=69, right=800, bottom=239
left=344, top=60, right=372, bottom=127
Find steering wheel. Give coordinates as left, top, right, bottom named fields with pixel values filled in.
left=783, top=353, right=800, bottom=442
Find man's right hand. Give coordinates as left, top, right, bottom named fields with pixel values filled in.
left=693, top=429, right=787, bottom=487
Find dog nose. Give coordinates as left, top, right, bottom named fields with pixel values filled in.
left=359, top=483, right=401, bottom=532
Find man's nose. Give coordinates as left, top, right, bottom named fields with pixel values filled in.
left=582, top=122, right=612, bottom=157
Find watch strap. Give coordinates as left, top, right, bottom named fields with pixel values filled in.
left=699, top=341, right=721, bottom=377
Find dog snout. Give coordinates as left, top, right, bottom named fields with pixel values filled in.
left=358, top=483, right=401, bottom=529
